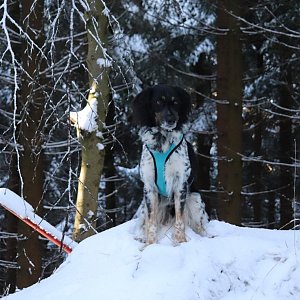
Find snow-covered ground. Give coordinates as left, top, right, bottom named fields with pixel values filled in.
left=5, top=220, right=300, bottom=300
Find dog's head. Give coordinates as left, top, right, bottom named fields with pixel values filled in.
left=133, top=84, right=191, bottom=131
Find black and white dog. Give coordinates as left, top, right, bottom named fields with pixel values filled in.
left=133, top=84, right=208, bottom=245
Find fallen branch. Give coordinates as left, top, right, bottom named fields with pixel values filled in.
left=0, top=188, right=77, bottom=254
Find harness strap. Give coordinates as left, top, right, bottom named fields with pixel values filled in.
left=147, top=135, right=184, bottom=197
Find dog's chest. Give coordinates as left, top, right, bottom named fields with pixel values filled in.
left=140, top=138, right=191, bottom=196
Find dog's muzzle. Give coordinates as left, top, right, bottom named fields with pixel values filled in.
left=157, top=109, right=178, bottom=131
left=160, top=121, right=177, bottom=131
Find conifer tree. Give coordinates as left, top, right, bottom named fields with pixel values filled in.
left=216, top=0, right=243, bottom=224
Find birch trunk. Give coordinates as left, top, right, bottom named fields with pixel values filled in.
left=71, top=1, right=110, bottom=242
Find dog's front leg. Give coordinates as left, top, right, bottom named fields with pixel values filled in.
left=173, top=189, right=187, bottom=244
left=144, top=187, right=159, bottom=245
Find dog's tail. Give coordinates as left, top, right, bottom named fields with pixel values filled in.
left=184, top=192, right=208, bottom=236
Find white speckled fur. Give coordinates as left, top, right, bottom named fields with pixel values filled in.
left=135, top=127, right=208, bottom=244
left=139, top=127, right=190, bottom=198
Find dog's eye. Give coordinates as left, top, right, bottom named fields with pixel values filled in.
left=171, top=97, right=178, bottom=105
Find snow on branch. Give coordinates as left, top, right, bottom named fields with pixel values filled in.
left=0, top=188, right=77, bottom=254
left=70, top=96, right=98, bottom=132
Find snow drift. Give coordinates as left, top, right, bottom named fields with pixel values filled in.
left=5, top=220, right=300, bottom=300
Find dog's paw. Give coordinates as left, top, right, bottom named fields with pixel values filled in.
left=194, top=224, right=207, bottom=237
left=146, top=235, right=157, bottom=245
left=172, top=235, right=187, bottom=245
left=172, top=226, right=187, bottom=244
left=146, top=228, right=157, bottom=245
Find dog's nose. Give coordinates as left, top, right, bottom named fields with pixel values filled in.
left=165, top=110, right=175, bottom=124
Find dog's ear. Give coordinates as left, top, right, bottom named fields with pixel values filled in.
left=175, top=87, right=191, bottom=124
left=132, top=87, right=155, bottom=127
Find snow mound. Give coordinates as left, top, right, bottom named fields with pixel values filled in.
left=7, top=220, right=300, bottom=300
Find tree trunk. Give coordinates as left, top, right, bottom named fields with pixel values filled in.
left=16, top=0, right=46, bottom=288
left=279, top=69, right=293, bottom=229
left=253, top=111, right=262, bottom=223
left=268, top=194, right=275, bottom=229
left=252, top=46, right=264, bottom=224
left=104, top=99, right=117, bottom=228
left=4, top=153, right=21, bottom=293
left=4, top=2, right=21, bottom=293
left=72, top=1, right=110, bottom=242
left=216, top=0, right=243, bottom=225
left=193, top=53, right=213, bottom=215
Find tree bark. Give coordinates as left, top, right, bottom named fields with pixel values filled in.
left=253, top=111, right=262, bottom=223
left=193, top=53, right=213, bottom=216
left=279, top=68, right=293, bottom=229
left=104, top=99, right=117, bottom=228
left=252, top=46, right=264, bottom=224
left=216, top=0, right=243, bottom=225
left=4, top=1, right=21, bottom=293
left=72, top=1, right=110, bottom=242
left=16, top=0, right=46, bottom=288
left=4, top=154, right=20, bottom=294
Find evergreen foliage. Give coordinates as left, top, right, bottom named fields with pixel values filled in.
left=0, top=0, right=299, bottom=294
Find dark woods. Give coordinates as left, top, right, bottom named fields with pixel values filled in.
left=0, top=0, right=299, bottom=295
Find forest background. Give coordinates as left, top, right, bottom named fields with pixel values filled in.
left=0, top=0, right=299, bottom=296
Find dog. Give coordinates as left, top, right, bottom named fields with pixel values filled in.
left=133, top=84, right=208, bottom=245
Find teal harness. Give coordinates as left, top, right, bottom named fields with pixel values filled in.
left=147, top=135, right=184, bottom=197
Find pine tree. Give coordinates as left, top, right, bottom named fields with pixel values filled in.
left=16, top=0, right=46, bottom=288
left=216, top=0, right=243, bottom=224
